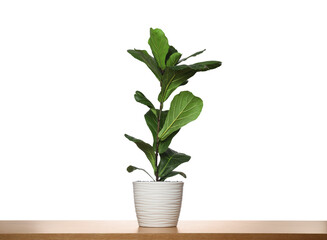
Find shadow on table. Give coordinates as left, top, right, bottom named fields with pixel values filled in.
left=138, top=227, right=179, bottom=233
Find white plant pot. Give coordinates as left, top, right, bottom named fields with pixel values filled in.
left=133, top=181, right=184, bottom=228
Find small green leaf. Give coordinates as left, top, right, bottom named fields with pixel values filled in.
left=178, top=49, right=206, bottom=64
left=127, top=165, right=137, bottom=172
left=127, top=49, right=162, bottom=81
left=148, top=28, right=169, bottom=71
left=124, top=134, right=156, bottom=172
left=165, top=45, right=178, bottom=63
left=160, top=171, right=187, bottom=181
left=159, top=91, right=203, bottom=141
left=173, top=60, right=222, bottom=71
left=127, top=165, right=155, bottom=181
left=158, top=148, right=190, bottom=178
left=166, top=52, right=182, bottom=67
left=134, top=91, right=155, bottom=109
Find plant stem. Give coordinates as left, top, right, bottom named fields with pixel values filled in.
left=155, top=102, right=163, bottom=181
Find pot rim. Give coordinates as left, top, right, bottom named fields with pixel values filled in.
left=133, top=180, right=184, bottom=184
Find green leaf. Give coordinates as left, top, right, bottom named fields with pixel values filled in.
left=157, top=110, right=179, bottom=153
left=144, top=109, right=166, bottom=145
left=158, top=67, right=196, bottom=102
left=127, top=49, right=162, bottom=81
left=165, top=45, right=178, bottom=63
left=127, top=165, right=155, bottom=181
left=159, top=91, right=203, bottom=141
left=144, top=109, right=178, bottom=154
left=180, top=80, right=188, bottom=86
left=124, top=134, right=156, bottom=172
left=174, top=60, right=222, bottom=71
left=148, top=28, right=169, bottom=71
left=158, top=129, right=179, bottom=154
left=178, top=49, right=206, bottom=64
left=158, top=148, right=190, bottom=178
left=144, top=110, right=158, bottom=147
left=160, top=171, right=187, bottom=181
left=134, top=91, right=155, bottom=109
left=158, top=60, right=222, bottom=102
left=127, top=165, right=138, bottom=173
left=159, top=110, right=168, bottom=129
left=166, top=52, right=182, bottom=67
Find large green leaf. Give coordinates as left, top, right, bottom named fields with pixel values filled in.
left=127, top=165, right=155, bottom=181
left=124, top=134, right=156, bottom=172
left=158, top=148, right=190, bottom=178
left=159, top=91, right=203, bottom=141
left=166, top=52, right=182, bottom=67
left=148, top=28, right=169, bottom=71
left=158, top=60, right=222, bottom=102
left=134, top=91, right=155, bottom=109
left=160, top=171, right=187, bottom=181
left=127, top=49, right=162, bottom=81
left=178, top=49, right=206, bottom=64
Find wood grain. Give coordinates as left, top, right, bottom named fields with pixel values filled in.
left=0, top=221, right=326, bottom=240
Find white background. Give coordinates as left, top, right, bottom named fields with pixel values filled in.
left=1, top=0, right=326, bottom=220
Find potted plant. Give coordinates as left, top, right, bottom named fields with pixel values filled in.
left=125, top=28, right=221, bottom=227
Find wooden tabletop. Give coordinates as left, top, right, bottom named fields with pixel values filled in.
left=0, top=220, right=326, bottom=240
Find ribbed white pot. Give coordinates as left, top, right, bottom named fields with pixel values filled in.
left=133, top=181, right=184, bottom=228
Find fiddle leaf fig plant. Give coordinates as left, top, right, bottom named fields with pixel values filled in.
left=125, top=28, right=221, bottom=181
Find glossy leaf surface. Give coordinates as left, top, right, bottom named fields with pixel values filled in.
left=124, top=134, right=156, bottom=172
left=159, top=91, right=203, bottom=141
left=144, top=110, right=158, bottom=146
left=165, top=45, right=178, bottom=63
left=158, top=148, right=190, bottom=178
left=174, top=60, right=222, bottom=71
left=148, top=28, right=169, bottom=71
left=127, top=49, right=162, bottom=81
left=158, top=67, right=196, bottom=102
left=145, top=109, right=179, bottom=153
left=158, top=61, right=221, bottom=102
left=134, top=91, right=155, bottom=109
left=166, top=52, right=182, bottom=67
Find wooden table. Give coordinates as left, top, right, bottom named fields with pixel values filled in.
left=0, top=221, right=326, bottom=240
